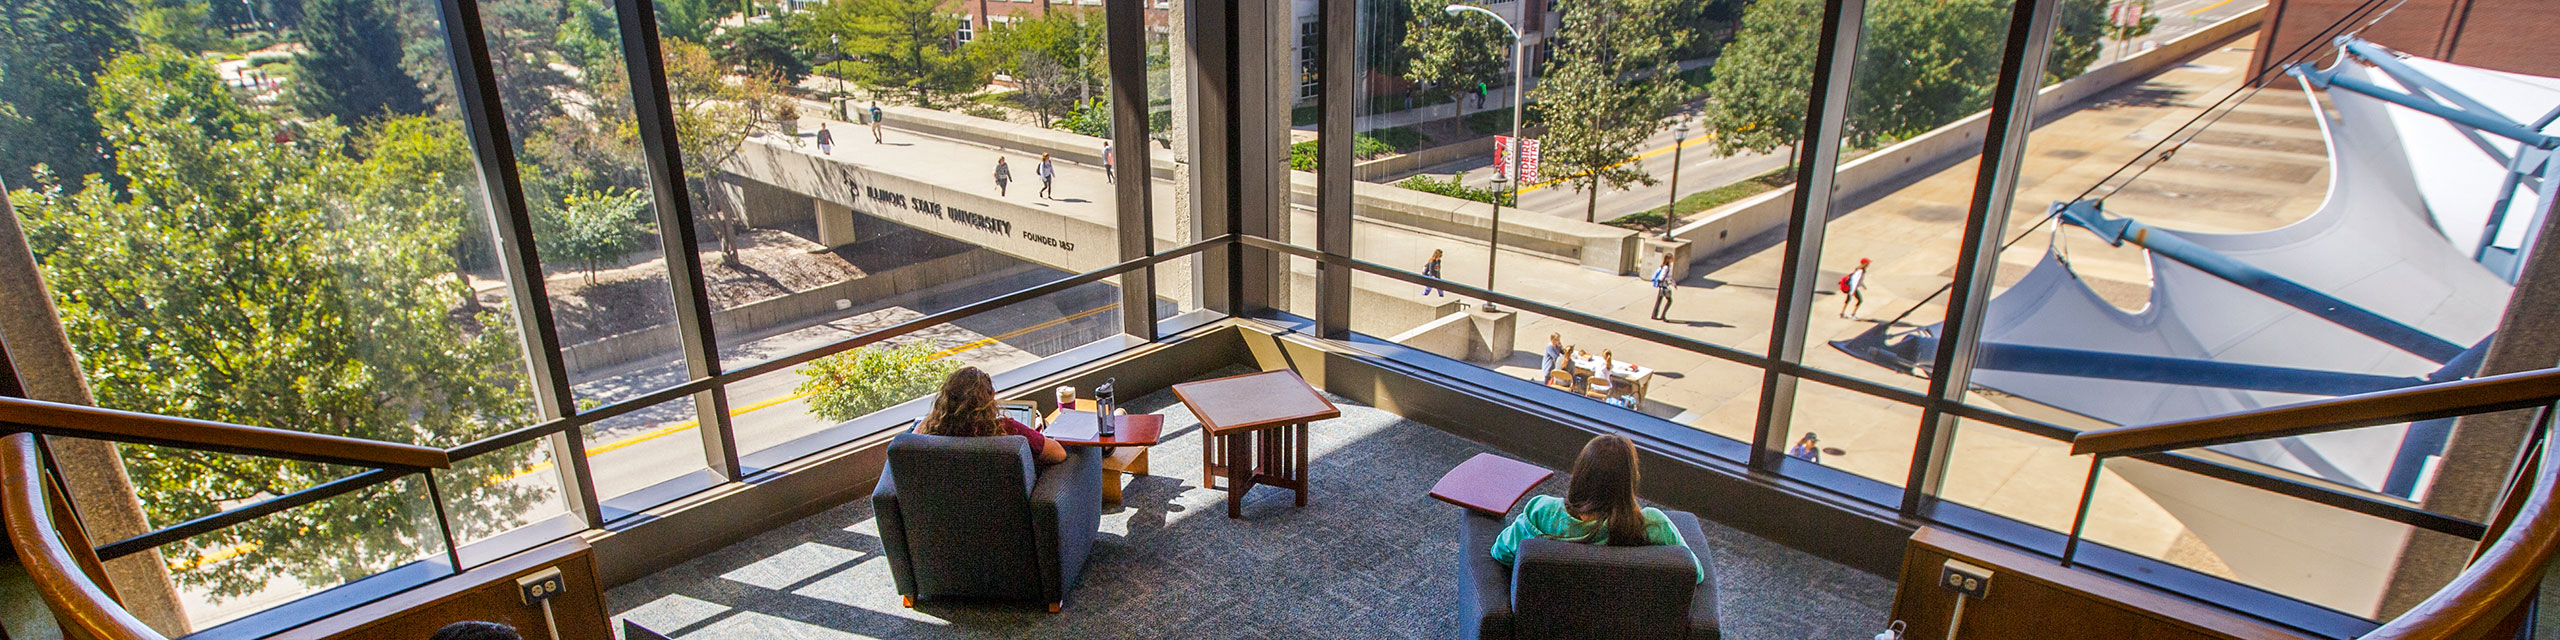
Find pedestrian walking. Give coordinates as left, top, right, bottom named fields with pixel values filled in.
left=1787, top=432, right=1823, bottom=464
left=1102, top=141, right=1116, bottom=183
left=1035, top=153, right=1056, bottom=199
left=994, top=157, right=1013, bottom=196
left=1474, top=81, right=1488, bottom=109
left=869, top=102, right=885, bottom=143
left=1649, top=255, right=1675, bottom=321
left=1421, top=249, right=1445, bottom=296
left=817, top=125, right=834, bottom=154
left=1539, top=333, right=1566, bottom=373
left=1839, top=257, right=1869, bottom=318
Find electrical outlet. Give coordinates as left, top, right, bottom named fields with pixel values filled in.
left=1939, top=559, right=1991, bottom=600
left=517, top=567, right=566, bottom=606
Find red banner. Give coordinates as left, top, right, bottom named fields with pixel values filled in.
left=1495, top=135, right=1543, bottom=184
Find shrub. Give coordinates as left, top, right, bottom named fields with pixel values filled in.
left=795, top=341, right=963, bottom=423
left=1396, top=174, right=1515, bottom=207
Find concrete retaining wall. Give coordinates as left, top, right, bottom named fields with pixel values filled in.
left=726, top=139, right=1121, bottom=274
left=560, top=251, right=1029, bottom=373
left=1389, top=312, right=1478, bottom=362
left=874, top=105, right=1180, bottom=181
left=1671, top=7, right=2267, bottom=262
left=1286, top=171, right=1643, bottom=274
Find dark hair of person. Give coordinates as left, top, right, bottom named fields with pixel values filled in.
left=919, top=367, right=1006, bottom=438
left=1563, top=434, right=1650, bottom=545
left=429, top=621, right=521, bottom=640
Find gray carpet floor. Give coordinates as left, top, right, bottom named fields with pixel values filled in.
left=607, top=371, right=1894, bottom=639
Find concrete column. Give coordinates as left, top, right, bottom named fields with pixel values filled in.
left=815, top=199, right=859, bottom=248
left=0, top=186, right=191, bottom=635
left=2381, top=209, right=2560, bottom=616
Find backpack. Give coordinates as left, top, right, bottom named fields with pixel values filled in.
left=1837, top=274, right=1852, bottom=293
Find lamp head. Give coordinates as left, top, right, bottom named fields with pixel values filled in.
left=1443, top=4, right=1468, bottom=15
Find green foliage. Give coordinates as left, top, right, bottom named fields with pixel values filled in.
left=536, top=188, right=653, bottom=281
left=9, top=50, right=539, bottom=599
left=657, top=0, right=732, bottom=44
left=293, top=0, right=429, bottom=126
left=972, top=9, right=1104, bottom=126
left=1363, top=0, right=1414, bottom=79
left=1287, top=133, right=1414, bottom=171
left=962, top=102, right=1007, bottom=120
left=1464, top=106, right=1541, bottom=134
left=1401, top=0, right=1509, bottom=104
left=1532, top=0, right=1692, bottom=221
left=1058, top=97, right=1110, bottom=137
left=795, top=341, right=962, bottom=423
left=715, top=19, right=814, bottom=85
left=2049, top=0, right=2142, bottom=83
left=812, top=0, right=987, bottom=106
left=1708, top=0, right=2115, bottom=153
left=1396, top=174, right=1515, bottom=206
left=132, top=1, right=235, bottom=54
left=0, top=0, right=134, bottom=186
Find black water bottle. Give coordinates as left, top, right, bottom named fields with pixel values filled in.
left=1094, top=378, right=1117, bottom=437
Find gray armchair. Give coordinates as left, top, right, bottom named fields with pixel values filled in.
left=872, top=433, right=1103, bottom=612
left=1457, top=508, right=1721, bottom=640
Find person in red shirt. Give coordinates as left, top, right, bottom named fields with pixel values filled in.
left=918, top=366, right=1068, bottom=465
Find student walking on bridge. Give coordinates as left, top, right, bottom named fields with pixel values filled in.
left=994, top=157, right=1013, bottom=196
left=1103, top=141, right=1116, bottom=184
left=817, top=125, right=834, bottom=154
left=1839, top=258, right=1869, bottom=318
left=1036, top=153, right=1057, bottom=199
left=1649, top=255, right=1676, bottom=321
left=868, top=102, right=885, bottom=143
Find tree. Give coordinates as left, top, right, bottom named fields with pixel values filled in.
left=1400, top=0, right=1508, bottom=117
left=714, top=19, right=812, bottom=85
left=836, top=0, right=986, bottom=106
left=1530, top=0, right=1691, bottom=221
left=658, top=0, right=731, bottom=44
left=535, top=188, right=653, bottom=281
left=2050, top=0, right=2140, bottom=83
left=795, top=341, right=960, bottom=423
left=0, top=0, right=134, bottom=187
left=294, top=0, right=430, bottom=125
left=636, top=40, right=793, bottom=266
left=972, top=9, right=1104, bottom=122
left=131, top=0, right=234, bottom=54
left=9, top=50, right=542, bottom=599
left=1362, top=0, right=1413, bottom=82
left=1701, top=0, right=1811, bottom=168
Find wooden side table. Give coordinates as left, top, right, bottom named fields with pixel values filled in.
left=1430, top=453, right=1555, bottom=518
left=1172, top=370, right=1340, bottom=519
left=1046, top=403, right=1162, bottom=504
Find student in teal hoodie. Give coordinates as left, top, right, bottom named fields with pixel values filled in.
left=1489, top=434, right=1704, bottom=583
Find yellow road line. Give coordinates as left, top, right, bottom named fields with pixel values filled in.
left=170, top=542, right=259, bottom=572
left=1515, top=133, right=1719, bottom=195
left=2185, top=0, right=2233, bottom=15
left=488, top=303, right=1122, bottom=485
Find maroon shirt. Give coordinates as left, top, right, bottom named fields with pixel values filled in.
left=1000, top=418, right=1053, bottom=454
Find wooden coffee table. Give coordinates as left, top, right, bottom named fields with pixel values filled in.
left=1430, top=453, right=1555, bottom=517
left=1171, top=370, right=1340, bottom=519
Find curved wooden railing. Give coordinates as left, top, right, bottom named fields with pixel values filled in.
left=2, top=397, right=453, bottom=640
left=0, top=397, right=449, bottom=470
left=2070, top=367, right=2560, bottom=458
left=2070, top=366, right=2560, bottom=640
left=5, top=433, right=163, bottom=640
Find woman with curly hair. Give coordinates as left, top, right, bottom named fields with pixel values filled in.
left=918, top=366, right=1068, bottom=465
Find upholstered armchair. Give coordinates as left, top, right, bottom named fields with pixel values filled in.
left=872, top=433, right=1103, bottom=612
left=1457, top=508, right=1722, bottom=640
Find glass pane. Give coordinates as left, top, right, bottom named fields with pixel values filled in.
left=439, top=438, right=570, bottom=552
left=2085, top=456, right=2470, bottom=620
left=167, top=476, right=439, bottom=629
left=1348, top=0, right=1790, bottom=354
left=1936, top=419, right=2163, bottom=534
left=582, top=395, right=709, bottom=509
left=1779, top=380, right=1921, bottom=490
left=1802, top=0, right=2022, bottom=393
left=2, top=0, right=543, bottom=627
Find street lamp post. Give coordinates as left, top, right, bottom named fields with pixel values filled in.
left=1444, top=3, right=1527, bottom=312
left=1664, top=118, right=1690, bottom=238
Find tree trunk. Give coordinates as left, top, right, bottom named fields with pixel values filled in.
left=1586, top=176, right=1600, bottom=222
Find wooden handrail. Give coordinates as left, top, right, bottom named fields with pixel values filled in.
left=4, top=433, right=165, bottom=640
left=2072, top=367, right=2560, bottom=458
left=2357, top=430, right=2560, bottom=640
left=0, top=397, right=448, bottom=470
